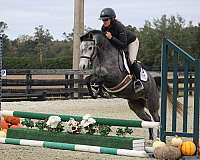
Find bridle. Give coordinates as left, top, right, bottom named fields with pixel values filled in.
left=80, top=36, right=124, bottom=73
left=80, top=40, right=97, bottom=62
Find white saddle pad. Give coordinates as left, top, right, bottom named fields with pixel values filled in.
left=122, top=52, right=130, bottom=74
left=122, top=52, right=148, bottom=81
left=140, top=68, right=148, bottom=81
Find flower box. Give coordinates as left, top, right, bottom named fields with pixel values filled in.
left=7, top=128, right=143, bottom=150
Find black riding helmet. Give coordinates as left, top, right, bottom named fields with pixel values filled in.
left=99, top=8, right=116, bottom=20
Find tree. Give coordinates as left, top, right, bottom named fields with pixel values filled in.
left=136, top=14, right=194, bottom=67
left=0, top=21, right=8, bottom=34
left=190, top=24, right=200, bottom=59
left=34, top=25, right=53, bottom=43
left=0, top=21, right=10, bottom=59
left=34, top=25, right=53, bottom=64
left=2, top=15, right=200, bottom=69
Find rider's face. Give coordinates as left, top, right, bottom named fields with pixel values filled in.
left=102, top=18, right=111, bottom=27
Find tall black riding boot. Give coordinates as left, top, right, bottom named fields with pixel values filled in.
left=131, top=61, right=144, bottom=93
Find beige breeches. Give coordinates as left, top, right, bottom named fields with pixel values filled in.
left=128, top=38, right=139, bottom=64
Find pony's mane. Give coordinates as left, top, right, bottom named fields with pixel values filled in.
left=80, top=30, right=104, bottom=42
left=88, top=30, right=103, bottom=35
left=80, top=29, right=112, bottom=49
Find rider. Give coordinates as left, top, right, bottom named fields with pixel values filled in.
left=99, top=8, right=144, bottom=93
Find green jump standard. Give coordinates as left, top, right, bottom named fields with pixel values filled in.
left=7, top=128, right=143, bottom=150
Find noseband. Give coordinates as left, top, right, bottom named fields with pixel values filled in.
left=80, top=40, right=97, bottom=62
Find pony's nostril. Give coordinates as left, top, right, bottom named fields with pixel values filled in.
left=83, top=65, right=86, bottom=70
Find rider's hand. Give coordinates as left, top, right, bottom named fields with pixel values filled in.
left=105, top=32, right=112, bottom=39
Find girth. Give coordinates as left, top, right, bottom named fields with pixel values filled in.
left=103, top=75, right=133, bottom=93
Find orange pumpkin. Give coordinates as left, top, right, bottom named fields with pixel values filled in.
left=4, top=116, right=20, bottom=125
left=0, top=120, right=9, bottom=129
left=181, top=141, right=196, bottom=156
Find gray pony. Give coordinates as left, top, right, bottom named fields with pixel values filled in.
left=79, top=30, right=182, bottom=139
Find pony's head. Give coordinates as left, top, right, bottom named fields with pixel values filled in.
left=79, top=30, right=107, bottom=70
left=79, top=31, right=95, bottom=70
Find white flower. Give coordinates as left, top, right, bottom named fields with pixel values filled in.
left=67, top=118, right=79, bottom=127
left=80, top=114, right=96, bottom=128
left=88, top=118, right=96, bottom=124
left=82, top=114, right=91, bottom=120
left=62, top=118, right=80, bottom=133
left=46, top=116, right=61, bottom=128
left=62, top=121, right=71, bottom=132
left=80, top=127, right=88, bottom=134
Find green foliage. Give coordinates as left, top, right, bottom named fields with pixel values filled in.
left=3, top=25, right=73, bottom=69
left=47, top=122, right=64, bottom=132
left=130, top=14, right=200, bottom=67
left=35, top=120, right=47, bottom=130
left=83, top=124, right=96, bottom=135
left=98, top=125, right=112, bottom=136
left=2, top=16, right=200, bottom=69
left=116, top=127, right=133, bottom=136
left=4, top=54, right=72, bottom=69
left=21, top=118, right=34, bottom=128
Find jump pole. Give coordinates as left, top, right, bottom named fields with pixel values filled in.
left=0, top=110, right=160, bottom=128
left=0, top=137, right=150, bottom=158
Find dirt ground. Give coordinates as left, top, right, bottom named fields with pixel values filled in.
left=0, top=97, right=196, bottom=160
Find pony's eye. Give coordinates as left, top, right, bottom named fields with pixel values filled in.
left=88, top=47, right=93, bottom=50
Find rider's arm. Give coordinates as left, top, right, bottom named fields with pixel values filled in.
left=110, top=24, right=127, bottom=49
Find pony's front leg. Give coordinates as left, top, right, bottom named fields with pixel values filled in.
left=85, top=74, right=108, bottom=99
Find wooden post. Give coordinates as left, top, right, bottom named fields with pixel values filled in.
left=80, top=0, right=84, bottom=34
left=189, top=74, right=193, bottom=96
left=73, top=0, right=84, bottom=98
left=26, top=72, right=32, bottom=100
left=73, top=0, right=84, bottom=70
left=64, top=74, right=69, bottom=98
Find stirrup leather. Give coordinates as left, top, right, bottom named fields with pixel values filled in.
left=134, top=79, right=144, bottom=93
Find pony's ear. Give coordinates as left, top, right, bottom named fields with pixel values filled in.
left=80, top=34, right=85, bottom=42
left=80, top=32, right=93, bottom=42
left=88, top=33, right=93, bottom=39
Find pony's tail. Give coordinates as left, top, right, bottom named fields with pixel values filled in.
left=154, top=76, right=183, bottom=115
left=167, top=85, right=183, bottom=115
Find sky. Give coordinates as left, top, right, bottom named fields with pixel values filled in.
left=1, top=0, right=200, bottom=40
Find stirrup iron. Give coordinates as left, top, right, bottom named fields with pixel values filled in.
left=134, top=79, right=144, bottom=93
